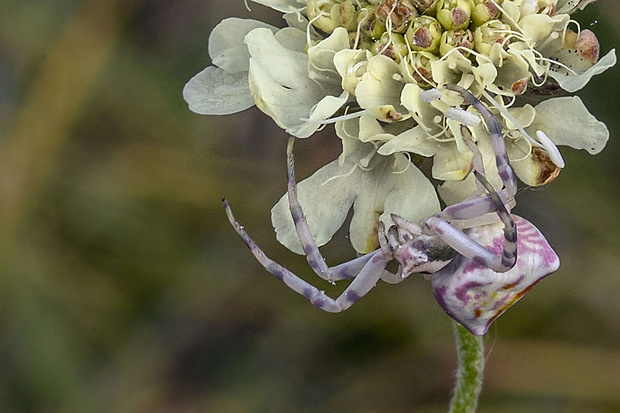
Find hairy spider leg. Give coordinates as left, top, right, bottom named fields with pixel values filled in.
left=285, top=136, right=330, bottom=280
left=377, top=221, right=406, bottom=284
left=472, top=170, right=517, bottom=270
left=284, top=136, right=401, bottom=284
left=444, top=84, right=517, bottom=196
left=223, top=198, right=390, bottom=312
left=439, top=126, right=513, bottom=223
left=438, top=86, right=518, bottom=222
left=421, top=86, right=518, bottom=272
left=457, top=125, right=518, bottom=270
left=460, top=125, right=487, bottom=197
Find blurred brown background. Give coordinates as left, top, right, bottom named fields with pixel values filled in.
left=1, top=1, right=619, bottom=412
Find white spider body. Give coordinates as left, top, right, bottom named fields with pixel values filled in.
left=386, top=224, right=457, bottom=276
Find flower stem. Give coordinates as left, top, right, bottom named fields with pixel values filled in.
left=448, top=321, right=485, bottom=413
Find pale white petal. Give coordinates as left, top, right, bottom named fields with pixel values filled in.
left=432, top=143, right=473, bottom=182
left=400, top=83, right=443, bottom=130
left=503, top=104, right=536, bottom=130
left=526, top=96, right=610, bottom=154
left=307, top=91, right=350, bottom=123
left=272, top=145, right=440, bottom=254
left=209, top=18, right=277, bottom=74
left=273, top=26, right=308, bottom=52
left=183, top=66, right=254, bottom=115
left=271, top=159, right=355, bottom=255
left=487, top=54, right=531, bottom=96
left=250, top=0, right=306, bottom=13
left=438, top=174, right=476, bottom=206
left=359, top=114, right=393, bottom=142
left=446, top=118, right=472, bottom=154
left=556, top=0, right=599, bottom=14
left=430, top=52, right=472, bottom=85
left=506, top=138, right=539, bottom=186
left=499, top=0, right=521, bottom=23
left=508, top=42, right=548, bottom=77
left=437, top=133, right=502, bottom=204
left=471, top=62, right=497, bottom=89
left=334, top=49, right=370, bottom=95
left=377, top=125, right=438, bottom=156
left=335, top=118, right=361, bottom=163
left=282, top=11, right=318, bottom=33
left=519, top=14, right=554, bottom=45
left=308, top=27, right=350, bottom=89
left=549, top=49, right=617, bottom=93
left=355, top=55, right=406, bottom=117
left=246, top=28, right=332, bottom=138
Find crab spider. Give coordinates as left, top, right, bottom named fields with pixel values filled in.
left=223, top=85, right=559, bottom=335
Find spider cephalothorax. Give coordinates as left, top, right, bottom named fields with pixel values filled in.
left=383, top=215, right=457, bottom=275
left=223, top=85, right=559, bottom=335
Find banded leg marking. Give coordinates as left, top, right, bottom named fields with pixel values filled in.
left=286, top=137, right=331, bottom=281
left=224, top=197, right=389, bottom=312
left=473, top=171, right=517, bottom=271
left=285, top=137, right=399, bottom=283
left=445, top=84, right=517, bottom=199
left=424, top=216, right=508, bottom=272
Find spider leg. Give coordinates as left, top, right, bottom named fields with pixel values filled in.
left=444, top=84, right=517, bottom=198
left=284, top=137, right=399, bottom=283
left=438, top=125, right=513, bottom=222
left=472, top=170, right=517, bottom=270
left=285, top=137, right=332, bottom=280
left=328, top=253, right=382, bottom=281
left=426, top=85, right=519, bottom=272
left=461, top=125, right=487, bottom=197
left=378, top=221, right=405, bottom=284
left=430, top=166, right=516, bottom=271
left=223, top=198, right=389, bottom=312
left=446, top=85, right=517, bottom=196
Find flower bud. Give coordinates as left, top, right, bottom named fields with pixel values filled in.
left=340, top=0, right=360, bottom=32
left=439, top=29, right=474, bottom=56
left=471, top=0, right=501, bottom=27
left=436, top=0, right=475, bottom=30
left=405, top=16, right=443, bottom=53
left=372, top=32, right=409, bottom=62
left=307, top=0, right=341, bottom=34
left=349, top=32, right=374, bottom=49
left=565, top=28, right=600, bottom=64
left=375, top=0, right=419, bottom=34
left=358, top=5, right=387, bottom=39
left=473, top=20, right=511, bottom=56
left=406, top=51, right=438, bottom=86
left=537, top=0, right=555, bottom=16
left=411, top=0, right=440, bottom=14
left=519, top=0, right=539, bottom=17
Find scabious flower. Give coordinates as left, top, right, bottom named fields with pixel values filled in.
left=184, top=0, right=614, bottom=253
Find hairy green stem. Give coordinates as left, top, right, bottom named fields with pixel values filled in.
left=448, top=321, right=485, bottom=413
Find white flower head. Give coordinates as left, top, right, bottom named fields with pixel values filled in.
left=185, top=0, right=614, bottom=253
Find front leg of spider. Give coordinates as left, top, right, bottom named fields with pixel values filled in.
left=223, top=136, right=403, bottom=312
left=437, top=84, right=518, bottom=223
left=283, top=137, right=398, bottom=284
left=223, top=198, right=390, bottom=312
left=417, top=85, right=519, bottom=273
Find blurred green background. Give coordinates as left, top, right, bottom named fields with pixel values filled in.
left=1, top=1, right=619, bottom=412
